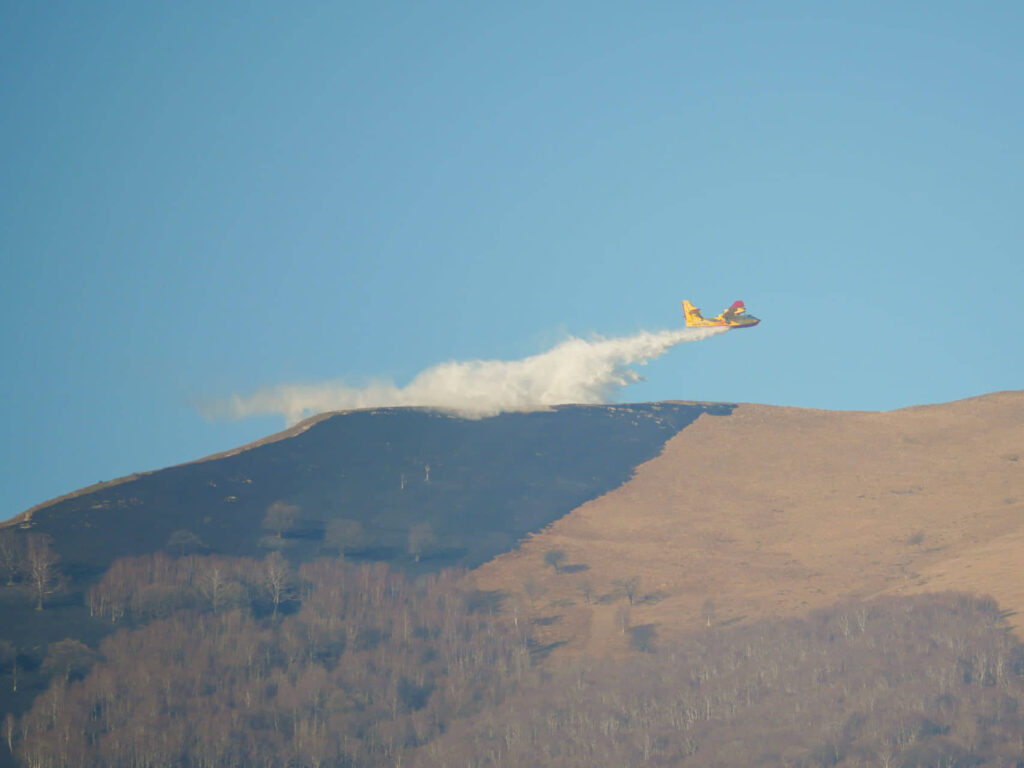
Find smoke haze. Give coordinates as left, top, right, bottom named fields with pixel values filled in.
left=210, top=326, right=729, bottom=424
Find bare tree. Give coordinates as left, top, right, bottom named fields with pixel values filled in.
left=543, top=550, right=567, bottom=574
left=577, top=579, right=594, bottom=605
left=2, top=713, right=13, bottom=755
left=407, top=522, right=436, bottom=563
left=702, top=598, right=716, bottom=628
left=196, top=560, right=241, bottom=612
left=0, top=529, right=23, bottom=585
left=875, top=745, right=897, bottom=768
left=42, top=639, right=99, bottom=683
left=262, top=501, right=300, bottom=539
left=262, top=552, right=294, bottom=617
left=165, top=529, right=206, bottom=556
left=523, top=579, right=546, bottom=611
left=24, top=534, right=61, bottom=610
left=324, top=518, right=367, bottom=555
left=615, top=605, right=631, bottom=635
left=613, top=576, right=641, bottom=605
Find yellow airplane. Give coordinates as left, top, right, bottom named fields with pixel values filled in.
left=682, top=299, right=760, bottom=329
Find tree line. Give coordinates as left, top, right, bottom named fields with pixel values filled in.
left=4, top=539, right=1024, bottom=767
left=421, top=594, right=1024, bottom=767
left=13, top=553, right=529, bottom=768
left=0, top=530, right=62, bottom=611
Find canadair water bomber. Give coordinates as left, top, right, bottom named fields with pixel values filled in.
left=682, top=300, right=760, bottom=329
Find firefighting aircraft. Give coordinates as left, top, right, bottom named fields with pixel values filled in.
left=682, top=299, right=760, bottom=329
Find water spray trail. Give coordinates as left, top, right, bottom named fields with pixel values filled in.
left=209, top=326, right=729, bottom=424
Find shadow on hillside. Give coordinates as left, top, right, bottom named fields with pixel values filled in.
left=24, top=403, right=735, bottom=579
left=560, top=563, right=589, bottom=574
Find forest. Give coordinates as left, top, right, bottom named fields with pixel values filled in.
left=2, top=535, right=1024, bottom=767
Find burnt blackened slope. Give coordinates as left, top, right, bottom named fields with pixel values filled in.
left=24, top=402, right=733, bottom=575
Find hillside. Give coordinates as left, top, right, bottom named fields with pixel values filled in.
left=2, top=391, right=1023, bottom=767
left=472, top=390, right=1024, bottom=655
left=0, top=402, right=729, bottom=749
left=11, top=403, right=730, bottom=576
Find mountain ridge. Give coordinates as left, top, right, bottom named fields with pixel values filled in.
left=8, top=410, right=339, bottom=527
left=1, top=390, right=1021, bottom=768
left=11, top=403, right=732, bottom=575
left=470, top=389, right=1024, bottom=655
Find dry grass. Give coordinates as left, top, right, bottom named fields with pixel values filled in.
left=472, top=390, right=1024, bottom=656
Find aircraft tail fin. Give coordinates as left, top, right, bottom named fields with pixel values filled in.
left=681, top=300, right=706, bottom=326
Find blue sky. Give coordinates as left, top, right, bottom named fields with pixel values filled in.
left=3, top=2, right=1022, bottom=516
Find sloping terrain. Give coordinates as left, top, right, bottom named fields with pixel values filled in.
left=472, top=391, right=1024, bottom=653
left=12, top=411, right=338, bottom=528
left=2, top=391, right=1022, bottom=768
left=0, top=402, right=731, bottom=766
left=11, top=403, right=731, bottom=576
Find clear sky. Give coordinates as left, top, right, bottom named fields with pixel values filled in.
left=3, top=2, right=1022, bottom=517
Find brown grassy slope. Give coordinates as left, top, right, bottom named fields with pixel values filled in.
left=472, top=390, right=1024, bottom=656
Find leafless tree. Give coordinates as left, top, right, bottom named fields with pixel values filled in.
left=613, top=576, right=641, bottom=605
left=18, top=541, right=1024, bottom=768
left=2, top=712, right=13, bottom=755
left=196, top=559, right=240, bottom=612
left=407, top=522, right=436, bottom=562
left=522, top=578, right=546, bottom=610
left=0, top=529, right=23, bottom=585
left=165, top=528, right=205, bottom=555
left=24, top=533, right=61, bottom=610
left=262, top=552, right=294, bottom=617
left=577, top=579, right=594, bottom=604
left=543, top=550, right=567, bottom=574
left=263, top=500, right=300, bottom=539
left=324, top=518, right=367, bottom=555
left=42, top=638, right=99, bottom=683
left=702, top=597, right=716, bottom=628
left=615, top=605, right=631, bottom=635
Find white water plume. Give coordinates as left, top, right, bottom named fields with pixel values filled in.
left=211, top=326, right=728, bottom=424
